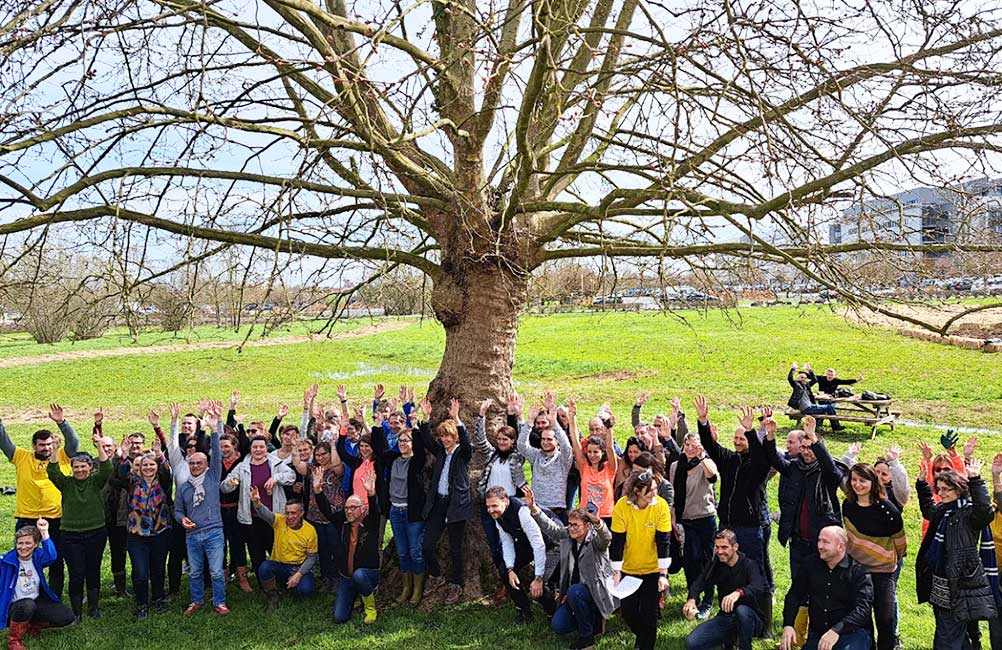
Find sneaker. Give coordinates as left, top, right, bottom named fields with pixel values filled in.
left=696, top=603, right=713, bottom=619
left=213, top=604, right=231, bottom=616
left=151, top=598, right=169, bottom=613
left=136, top=606, right=148, bottom=621
left=443, top=583, right=463, bottom=605
left=182, top=603, right=202, bottom=616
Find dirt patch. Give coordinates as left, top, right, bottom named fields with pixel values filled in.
left=575, top=369, right=656, bottom=382
left=845, top=303, right=1002, bottom=332
left=0, top=321, right=413, bottom=370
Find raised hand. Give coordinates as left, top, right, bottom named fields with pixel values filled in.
left=250, top=485, right=261, bottom=505
left=802, top=415, right=817, bottom=441
left=992, top=453, right=1002, bottom=477
left=148, top=409, right=161, bottom=428
left=847, top=442, right=862, bottom=456
left=169, top=402, right=181, bottom=422
left=671, top=396, right=682, bottom=413
left=48, top=404, right=65, bottom=424
left=151, top=436, right=162, bottom=457
left=543, top=390, right=556, bottom=413
left=761, top=409, right=778, bottom=439
left=968, top=458, right=983, bottom=478
left=277, top=403, right=289, bottom=419
left=418, top=397, right=432, bottom=420
left=407, top=387, right=415, bottom=403
left=567, top=399, right=577, bottom=420
left=886, top=445, right=901, bottom=463
left=479, top=398, right=494, bottom=417
left=373, top=384, right=385, bottom=401
left=203, top=400, right=223, bottom=430
left=709, top=423, right=718, bottom=441
left=964, top=435, right=978, bottom=459
left=918, top=458, right=929, bottom=480
left=94, top=407, right=104, bottom=426
left=448, top=398, right=460, bottom=420
left=230, top=390, right=240, bottom=410
left=362, top=470, right=376, bottom=496
left=738, top=406, right=755, bottom=431
left=941, top=429, right=959, bottom=451
left=507, top=392, right=521, bottom=415
left=523, top=485, right=535, bottom=510
left=336, top=384, right=348, bottom=402
left=312, top=466, right=324, bottom=492
left=399, top=385, right=407, bottom=402
left=198, top=398, right=210, bottom=416
left=635, top=391, right=650, bottom=406
left=36, top=518, right=49, bottom=537
left=918, top=441, right=933, bottom=462
left=694, top=395, right=709, bottom=423
left=527, top=402, right=542, bottom=425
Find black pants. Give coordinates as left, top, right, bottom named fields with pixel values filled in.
left=8, top=596, right=75, bottom=628
left=422, top=496, right=466, bottom=585
left=108, top=524, right=128, bottom=582
left=221, top=507, right=247, bottom=569
left=620, top=573, right=661, bottom=650
left=62, top=527, right=107, bottom=615
left=15, top=517, right=63, bottom=598
left=871, top=572, right=897, bottom=650
left=241, top=516, right=274, bottom=576
left=127, top=532, right=169, bottom=608
left=503, top=541, right=553, bottom=615
left=167, top=523, right=187, bottom=594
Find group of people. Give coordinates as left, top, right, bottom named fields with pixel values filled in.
left=0, top=375, right=1000, bottom=650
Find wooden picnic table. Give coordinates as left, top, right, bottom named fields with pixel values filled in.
left=787, top=394, right=900, bottom=439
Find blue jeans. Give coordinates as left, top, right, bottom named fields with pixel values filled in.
left=332, top=568, right=380, bottom=624
left=802, top=404, right=836, bottom=416
left=685, top=605, right=762, bottom=650
left=185, top=527, right=226, bottom=606
left=311, top=521, right=337, bottom=580
left=803, top=629, right=871, bottom=650
left=681, top=516, right=716, bottom=606
left=933, top=605, right=973, bottom=650
left=389, top=507, right=426, bottom=575
left=127, top=532, right=169, bottom=607
left=551, top=583, right=600, bottom=640
left=258, top=560, right=314, bottom=596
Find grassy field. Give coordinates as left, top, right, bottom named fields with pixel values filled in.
left=0, top=305, right=997, bottom=649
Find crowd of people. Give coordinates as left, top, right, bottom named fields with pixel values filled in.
left=0, top=373, right=999, bottom=650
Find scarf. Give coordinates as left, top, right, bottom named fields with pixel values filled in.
left=672, top=455, right=702, bottom=520
left=927, top=499, right=962, bottom=575
left=129, top=477, right=169, bottom=536
left=188, top=470, right=207, bottom=508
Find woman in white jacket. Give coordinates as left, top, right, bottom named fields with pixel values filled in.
left=219, top=437, right=295, bottom=578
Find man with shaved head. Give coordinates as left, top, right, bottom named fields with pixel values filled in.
left=780, top=526, right=873, bottom=650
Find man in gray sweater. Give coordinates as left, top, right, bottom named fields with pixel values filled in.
left=517, top=393, right=574, bottom=523
left=175, top=400, right=229, bottom=617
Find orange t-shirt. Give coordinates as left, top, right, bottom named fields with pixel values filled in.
left=579, top=461, right=616, bottom=518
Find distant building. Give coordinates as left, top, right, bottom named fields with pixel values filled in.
left=833, top=178, right=1002, bottom=256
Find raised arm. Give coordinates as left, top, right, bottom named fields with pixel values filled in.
left=886, top=446, right=910, bottom=506
left=49, top=404, right=79, bottom=455
left=567, top=400, right=586, bottom=470
left=472, top=410, right=493, bottom=459
left=603, top=404, right=618, bottom=475
left=0, top=419, right=15, bottom=460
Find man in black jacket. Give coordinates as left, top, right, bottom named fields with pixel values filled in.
left=683, top=529, right=767, bottom=650
left=780, top=526, right=873, bottom=650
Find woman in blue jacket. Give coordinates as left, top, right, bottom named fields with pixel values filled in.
left=2, top=519, right=74, bottom=649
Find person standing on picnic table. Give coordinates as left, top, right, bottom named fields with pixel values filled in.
left=787, top=363, right=840, bottom=429
left=0, top=405, right=81, bottom=600
left=45, top=421, right=113, bottom=622
left=816, top=368, right=864, bottom=396
left=1, top=519, right=75, bottom=650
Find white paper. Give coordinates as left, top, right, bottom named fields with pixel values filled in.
left=606, top=575, right=643, bottom=599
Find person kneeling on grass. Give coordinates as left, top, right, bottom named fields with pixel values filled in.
left=682, top=529, right=766, bottom=650
left=313, top=471, right=380, bottom=624
left=250, top=490, right=318, bottom=610
left=2, top=520, right=75, bottom=650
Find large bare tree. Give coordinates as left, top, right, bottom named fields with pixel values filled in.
left=3, top=0, right=1002, bottom=401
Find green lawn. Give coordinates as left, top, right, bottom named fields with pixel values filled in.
left=0, top=305, right=995, bottom=648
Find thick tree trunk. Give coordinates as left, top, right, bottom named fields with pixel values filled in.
left=379, top=260, right=530, bottom=605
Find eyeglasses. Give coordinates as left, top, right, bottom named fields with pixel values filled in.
left=248, top=428, right=260, bottom=434
left=344, top=504, right=363, bottom=511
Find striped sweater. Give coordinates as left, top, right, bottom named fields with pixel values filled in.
left=842, top=498, right=907, bottom=573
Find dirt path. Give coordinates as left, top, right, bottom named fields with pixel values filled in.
left=0, top=320, right=413, bottom=369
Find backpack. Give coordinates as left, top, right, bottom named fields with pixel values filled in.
left=861, top=390, right=890, bottom=401
left=835, top=387, right=854, bottom=398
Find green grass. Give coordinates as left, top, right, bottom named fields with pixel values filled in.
left=0, top=305, right=995, bottom=648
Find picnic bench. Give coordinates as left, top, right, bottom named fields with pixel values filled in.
left=786, top=395, right=900, bottom=439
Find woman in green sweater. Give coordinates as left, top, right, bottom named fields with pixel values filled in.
left=46, top=431, right=112, bottom=622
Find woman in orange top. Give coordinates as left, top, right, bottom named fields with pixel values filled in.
left=568, top=400, right=617, bottom=525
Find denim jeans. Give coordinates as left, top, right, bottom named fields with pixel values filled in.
left=332, top=568, right=380, bottom=623
left=732, top=525, right=765, bottom=590
left=803, top=629, right=871, bottom=650
left=127, top=531, right=170, bottom=607
left=934, top=605, right=974, bottom=650
left=258, top=560, right=315, bottom=596
left=681, top=516, right=716, bottom=606
left=389, top=507, right=425, bottom=574
left=185, top=527, right=226, bottom=606
left=802, top=404, right=836, bottom=416
left=310, top=520, right=337, bottom=580
left=684, top=605, right=763, bottom=650
left=551, top=584, right=600, bottom=641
